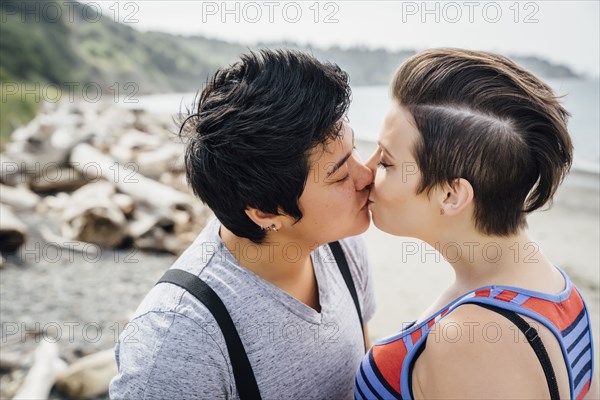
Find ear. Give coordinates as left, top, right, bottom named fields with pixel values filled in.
left=440, top=178, right=474, bottom=216
left=245, top=208, right=281, bottom=231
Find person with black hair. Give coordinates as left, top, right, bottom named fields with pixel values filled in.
left=110, top=49, right=376, bottom=399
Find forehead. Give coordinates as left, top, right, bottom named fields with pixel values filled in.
left=307, top=122, right=352, bottom=167
left=380, top=102, right=420, bottom=154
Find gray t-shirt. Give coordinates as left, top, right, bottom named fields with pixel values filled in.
left=109, top=217, right=376, bottom=400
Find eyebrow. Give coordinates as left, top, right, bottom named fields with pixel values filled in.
left=326, top=128, right=355, bottom=179
left=378, top=141, right=395, bottom=160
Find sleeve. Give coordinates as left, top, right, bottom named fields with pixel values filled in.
left=340, top=235, right=377, bottom=324
left=109, top=310, right=234, bottom=400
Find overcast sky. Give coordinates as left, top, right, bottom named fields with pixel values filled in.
left=85, top=1, right=599, bottom=77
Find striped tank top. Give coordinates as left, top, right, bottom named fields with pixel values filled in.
left=355, top=267, right=595, bottom=399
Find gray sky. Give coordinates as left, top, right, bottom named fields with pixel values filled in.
left=87, top=1, right=599, bottom=77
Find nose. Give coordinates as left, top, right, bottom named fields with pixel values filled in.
left=364, top=148, right=379, bottom=174
left=350, top=150, right=374, bottom=191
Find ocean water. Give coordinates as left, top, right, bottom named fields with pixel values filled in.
left=124, top=78, right=599, bottom=173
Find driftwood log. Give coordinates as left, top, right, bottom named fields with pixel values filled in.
left=112, top=193, right=135, bottom=217
left=128, top=206, right=190, bottom=253
left=135, top=143, right=185, bottom=180
left=0, top=183, right=40, bottom=210
left=0, top=204, right=27, bottom=252
left=70, top=143, right=195, bottom=213
left=55, top=349, right=117, bottom=400
left=69, top=143, right=208, bottom=253
left=0, top=350, right=30, bottom=371
left=0, top=369, right=26, bottom=400
left=12, top=341, right=67, bottom=400
left=3, top=113, right=73, bottom=170
left=109, top=128, right=163, bottom=162
left=60, top=181, right=128, bottom=247
left=0, top=153, right=20, bottom=186
left=37, top=192, right=70, bottom=218
left=28, top=166, right=88, bottom=193
left=39, top=225, right=101, bottom=259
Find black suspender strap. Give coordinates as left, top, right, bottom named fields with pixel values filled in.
left=155, top=242, right=362, bottom=399
left=329, top=241, right=365, bottom=344
left=156, top=269, right=262, bottom=400
left=474, top=302, right=560, bottom=400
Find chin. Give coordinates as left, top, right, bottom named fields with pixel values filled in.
left=354, top=216, right=370, bottom=236
left=335, top=213, right=371, bottom=242
left=357, top=208, right=372, bottom=231
left=371, top=211, right=395, bottom=236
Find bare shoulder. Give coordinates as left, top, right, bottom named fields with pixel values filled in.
left=412, top=304, right=551, bottom=399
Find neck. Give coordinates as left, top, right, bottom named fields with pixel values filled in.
left=431, top=229, right=557, bottom=294
left=219, top=225, right=315, bottom=285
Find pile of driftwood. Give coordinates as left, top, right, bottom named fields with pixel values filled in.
left=0, top=100, right=212, bottom=398
left=1, top=340, right=117, bottom=400
left=0, top=100, right=211, bottom=261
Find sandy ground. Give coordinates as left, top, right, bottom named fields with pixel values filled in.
left=355, top=140, right=600, bottom=388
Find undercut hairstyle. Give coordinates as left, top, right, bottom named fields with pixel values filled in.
left=392, top=48, right=573, bottom=236
left=179, top=49, right=351, bottom=243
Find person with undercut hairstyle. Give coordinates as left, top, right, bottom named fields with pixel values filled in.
left=356, top=48, right=597, bottom=400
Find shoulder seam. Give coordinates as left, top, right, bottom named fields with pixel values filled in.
left=140, top=311, right=176, bottom=399
left=133, top=309, right=235, bottom=398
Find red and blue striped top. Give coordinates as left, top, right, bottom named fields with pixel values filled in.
left=355, top=267, right=594, bottom=399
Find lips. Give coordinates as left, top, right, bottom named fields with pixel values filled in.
left=360, top=199, right=368, bottom=209
left=361, top=188, right=373, bottom=210
left=360, top=196, right=370, bottom=209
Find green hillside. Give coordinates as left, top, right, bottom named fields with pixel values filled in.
left=0, top=1, right=248, bottom=93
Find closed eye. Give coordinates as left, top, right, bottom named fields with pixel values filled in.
left=377, top=161, right=391, bottom=169
left=335, top=174, right=350, bottom=183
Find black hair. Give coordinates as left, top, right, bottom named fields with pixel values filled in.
left=179, top=49, right=351, bottom=243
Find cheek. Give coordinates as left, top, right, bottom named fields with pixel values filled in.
left=302, top=187, right=346, bottom=219
left=330, top=183, right=356, bottom=213
left=374, top=170, right=399, bottom=203
left=331, top=179, right=356, bottom=198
